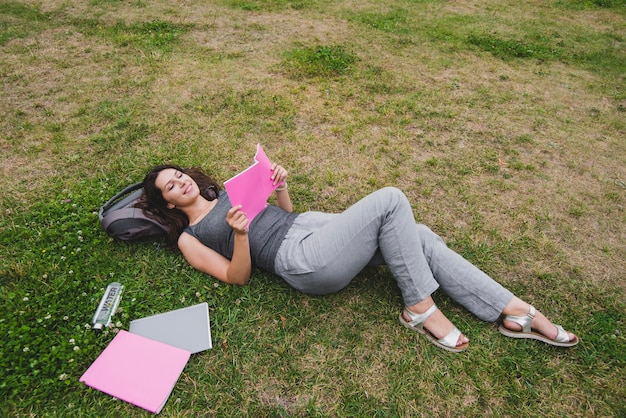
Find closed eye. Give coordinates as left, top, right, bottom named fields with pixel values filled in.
left=167, top=171, right=183, bottom=191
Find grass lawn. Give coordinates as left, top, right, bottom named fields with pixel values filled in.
left=1, top=0, right=625, bottom=416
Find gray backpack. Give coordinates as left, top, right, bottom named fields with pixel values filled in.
left=98, top=182, right=169, bottom=241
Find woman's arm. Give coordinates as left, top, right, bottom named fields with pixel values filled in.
left=271, top=163, right=293, bottom=212
left=177, top=205, right=252, bottom=285
left=275, top=187, right=293, bottom=212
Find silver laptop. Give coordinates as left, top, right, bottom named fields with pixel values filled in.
left=129, top=302, right=212, bottom=354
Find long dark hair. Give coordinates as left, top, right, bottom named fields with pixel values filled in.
left=136, top=164, right=221, bottom=247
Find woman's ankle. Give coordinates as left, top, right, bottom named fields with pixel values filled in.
left=405, top=301, right=468, bottom=344
left=501, top=296, right=530, bottom=317
left=407, top=297, right=436, bottom=314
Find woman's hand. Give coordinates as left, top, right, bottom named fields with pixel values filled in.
left=270, top=163, right=288, bottom=187
left=226, top=205, right=249, bottom=234
left=270, top=163, right=293, bottom=212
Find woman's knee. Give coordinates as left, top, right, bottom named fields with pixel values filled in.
left=379, top=186, right=407, bottom=201
left=375, top=187, right=411, bottom=211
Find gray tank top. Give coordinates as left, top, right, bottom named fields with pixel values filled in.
left=183, top=191, right=299, bottom=274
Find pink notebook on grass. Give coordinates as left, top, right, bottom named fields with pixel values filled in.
left=80, top=330, right=191, bottom=414
left=224, top=143, right=283, bottom=226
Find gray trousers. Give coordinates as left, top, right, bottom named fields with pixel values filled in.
left=274, top=187, right=513, bottom=322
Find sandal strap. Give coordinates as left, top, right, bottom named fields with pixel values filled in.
left=438, top=326, right=462, bottom=349
left=503, top=305, right=536, bottom=333
left=553, top=325, right=571, bottom=343
left=404, top=304, right=438, bottom=328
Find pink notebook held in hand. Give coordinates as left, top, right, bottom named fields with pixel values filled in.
left=80, top=330, right=191, bottom=414
left=224, top=143, right=282, bottom=226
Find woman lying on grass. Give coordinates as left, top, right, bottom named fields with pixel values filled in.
left=138, top=161, right=578, bottom=353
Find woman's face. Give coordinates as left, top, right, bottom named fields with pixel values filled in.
left=154, top=168, right=200, bottom=208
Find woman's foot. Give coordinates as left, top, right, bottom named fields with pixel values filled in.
left=499, top=297, right=578, bottom=347
left=400, top=297, right=469, bottom=352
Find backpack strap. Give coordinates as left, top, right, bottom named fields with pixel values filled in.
left=100, top=207, right=169, bottom=234
left=98, top=182, right=144, bottom=222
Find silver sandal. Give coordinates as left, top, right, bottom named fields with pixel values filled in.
left=498, top=305, right=578, bottom=347
left=399, top=304, right=469, bottom=353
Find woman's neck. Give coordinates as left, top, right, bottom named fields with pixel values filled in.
left=186, top=197, right=218, bottom=225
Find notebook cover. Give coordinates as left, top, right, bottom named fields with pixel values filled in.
left=129, top=302, right=212, bottom=354
left=79, top=330, right=190, bottom=414
left=223, top=143, right=282, bottom=225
